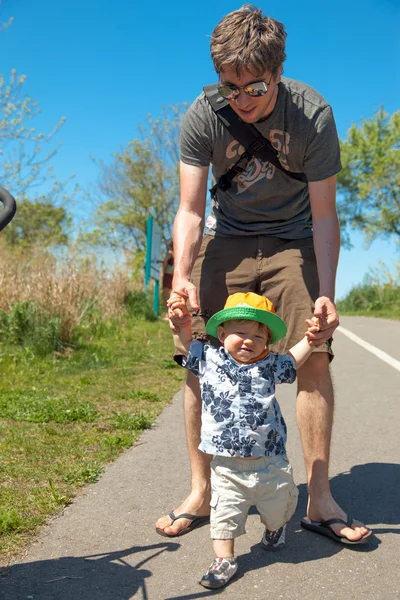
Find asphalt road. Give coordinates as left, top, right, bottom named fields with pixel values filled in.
left=1, top=316, right=399, bottom=600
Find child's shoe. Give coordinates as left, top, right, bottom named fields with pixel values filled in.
left=261, top=524, right=286, bottom=551
left=200, top=556, right=238, bottom=589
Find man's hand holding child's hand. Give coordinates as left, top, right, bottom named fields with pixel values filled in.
left=167, top=292, right=192, bottom=332
left=305, top=317, right=322, bottom=346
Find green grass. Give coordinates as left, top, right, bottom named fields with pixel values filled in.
left=0, top=390, right=98, bottom=423
left=0, top=318, right=185, bottom=564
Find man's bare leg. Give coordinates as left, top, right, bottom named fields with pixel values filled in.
left=155, top=372, right=211, bottom=535
left=297, top=353, right=370, bottom=541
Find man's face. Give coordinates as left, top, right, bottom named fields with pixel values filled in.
left=219, top=65, right=280, bottom=123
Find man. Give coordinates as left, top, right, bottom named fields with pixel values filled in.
left=156, top=5, right=371, bottom=544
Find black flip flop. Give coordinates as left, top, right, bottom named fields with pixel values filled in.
left=301, top=515, right=373, bottom=545
left=156, top=512, right=210, bottom=538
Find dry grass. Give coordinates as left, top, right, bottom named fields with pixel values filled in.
left=0, top=249, right=131, bottom=341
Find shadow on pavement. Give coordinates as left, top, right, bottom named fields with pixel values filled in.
left=1, top=463, right=398, bottom=600
left=235, top=462, right=399, bottom=586
left=170, top=462, right=400, bottom=599
left=0, top=542, right=179, bottom=600
left=328, top=462, right=400, bottom=534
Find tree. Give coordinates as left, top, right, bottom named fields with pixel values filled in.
left=1, top=196, right=71, bottom=250
left=0, top=69, right=66, bottom=199
left=0, top=5, right=13, bottom=32
left=337, top=107, right=400, bottom=248
left=83, top=105, right=185, bottom=272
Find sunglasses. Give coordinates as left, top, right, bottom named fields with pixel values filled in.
left=218, top=76, right=273, bottom=100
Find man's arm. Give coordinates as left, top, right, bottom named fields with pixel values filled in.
left=308, top=175, right=340, bottom=344
left=172, top=161, right=209, bottom=314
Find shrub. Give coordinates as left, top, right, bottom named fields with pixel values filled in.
left=338, top=263, right=400, bottom=314
left=0, top=302, right=63, bottom=355
left=124, top=290, right=157, bottom=321
left=337, top=283, right=383, bottom=312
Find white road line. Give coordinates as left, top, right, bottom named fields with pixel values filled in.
left=337, top=325, right=400, bottom=373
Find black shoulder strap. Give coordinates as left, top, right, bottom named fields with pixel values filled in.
left=203, top=84, right=307, bottom=185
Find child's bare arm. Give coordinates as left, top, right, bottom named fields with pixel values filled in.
left=288, top=337, right=313, bottom=369
left=288, top=318, right=320, bottom=369
left=167, top=292, right=193, bottom=356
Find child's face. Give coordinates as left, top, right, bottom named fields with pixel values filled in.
left=218, top=319, right=269, bottom=363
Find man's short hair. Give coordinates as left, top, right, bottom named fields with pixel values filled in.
left=210, top=4, right=287, bottom=77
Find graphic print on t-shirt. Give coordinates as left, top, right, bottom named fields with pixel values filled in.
left=226, top=130, right=291, bottom=194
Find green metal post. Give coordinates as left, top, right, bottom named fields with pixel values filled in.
left=145, top=216, right=153, bottom=289
left=153, top=278, right=160, bottom=316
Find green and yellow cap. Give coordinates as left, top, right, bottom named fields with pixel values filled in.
left=205, top=292, right=287, bottom=343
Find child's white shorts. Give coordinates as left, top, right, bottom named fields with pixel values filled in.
left=210, top=454, right=298, bottom=539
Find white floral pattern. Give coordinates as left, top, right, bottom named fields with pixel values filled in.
left=181, top=340, right=296, bottom=458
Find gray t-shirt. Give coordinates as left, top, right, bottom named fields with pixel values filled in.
left=180, top=77, right=342, bottom=239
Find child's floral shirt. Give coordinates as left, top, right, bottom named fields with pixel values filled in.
left=178, top=340, right=296, bottom=458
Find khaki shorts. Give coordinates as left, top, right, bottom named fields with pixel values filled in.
left=190, top=234, right=332, bottom=356
left=210, top=455, right=298, bottom=539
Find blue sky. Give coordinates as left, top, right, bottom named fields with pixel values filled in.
left=0, top=0, right=399, bottom=299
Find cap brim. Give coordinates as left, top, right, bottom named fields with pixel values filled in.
left=205, top=306, right=287, bottom=343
